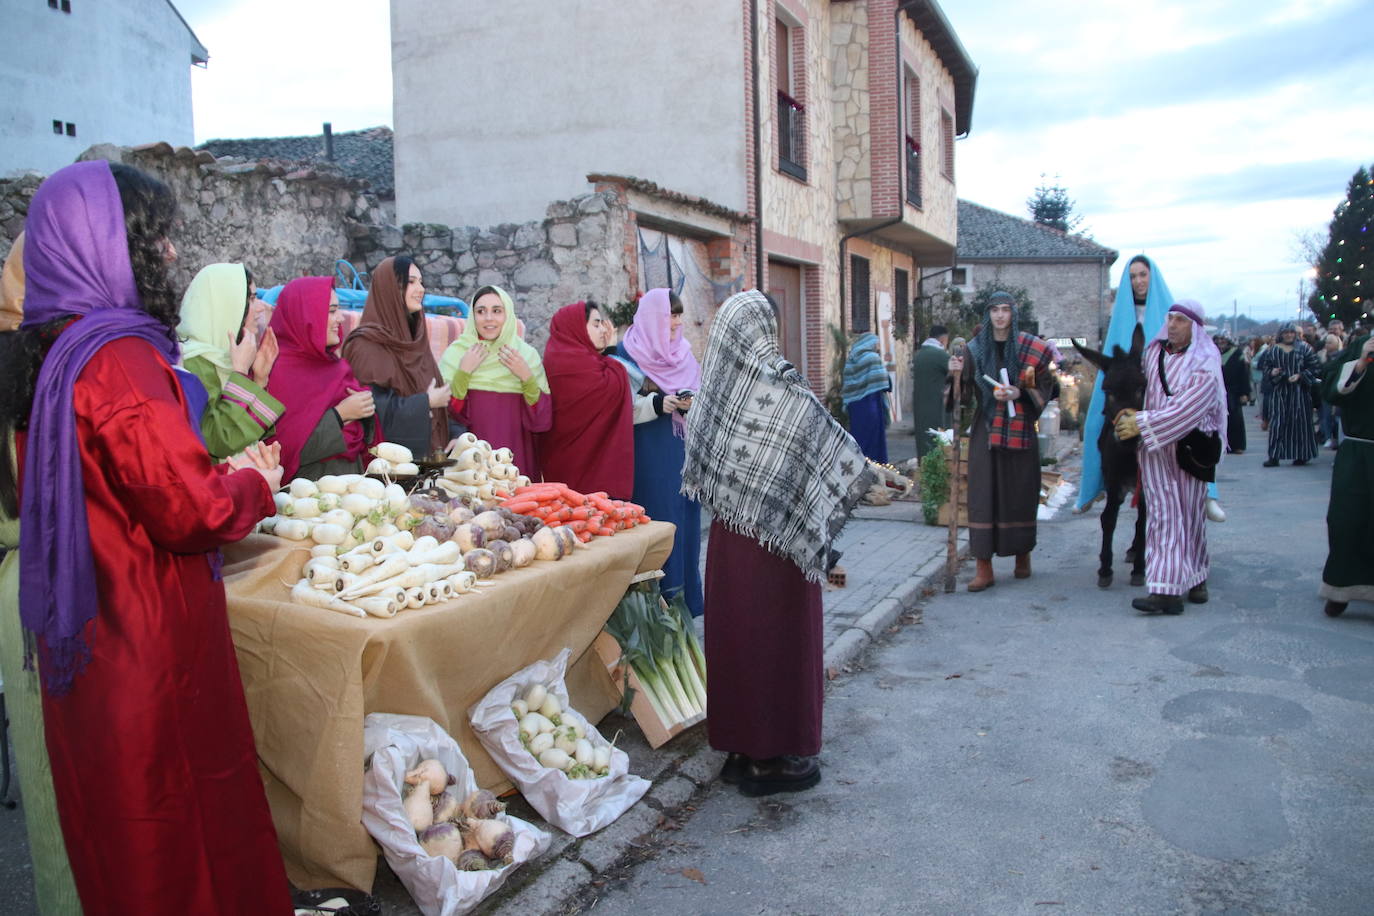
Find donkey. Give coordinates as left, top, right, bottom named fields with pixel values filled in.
left=1074, top=324, right=1147, bottom=588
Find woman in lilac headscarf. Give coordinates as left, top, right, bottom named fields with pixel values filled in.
left=614, top=288, right=704, bottom=616
left=0, top=160, right=293, bottom=914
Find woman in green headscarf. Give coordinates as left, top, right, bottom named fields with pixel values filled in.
left=438, top=285, right=551, bottom=477
left=176, top=263, right=283, bottom=459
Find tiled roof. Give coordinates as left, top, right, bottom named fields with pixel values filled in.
left=197, top=126, right=394, bottom=197
left=957, top=199, right=1118, bottom=262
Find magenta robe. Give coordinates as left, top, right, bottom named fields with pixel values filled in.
left=31, top=338, right=292, bottom=915
left=449, top=388, right=553, bottom=481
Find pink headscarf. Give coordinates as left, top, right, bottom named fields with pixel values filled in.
left=1148, top=299, right=1228, bottom=450
left=622, top=288, right=701, bottom=436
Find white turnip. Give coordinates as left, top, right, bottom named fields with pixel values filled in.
left=289, top=478, right=318, bottom=499
left=524, top=683, right=548, bottom=711
left=311, top=523, right=349, bottom=546
left=316, top=474, right=349, bottom=495
left=373, top=442, right=414, bottom=465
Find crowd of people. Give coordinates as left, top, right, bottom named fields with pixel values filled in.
left=1, top=160, right=1370, bottom=913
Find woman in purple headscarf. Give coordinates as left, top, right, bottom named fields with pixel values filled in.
left=613, top=288, right=704, bottom=615
left=0, top=161, right=293, bottom=914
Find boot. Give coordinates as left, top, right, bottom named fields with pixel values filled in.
left=968, top=558, right=995, bottom=592
left=1014, top=553, right=1032, bottom=579
left=1132, top=593, right=1184, bottom=615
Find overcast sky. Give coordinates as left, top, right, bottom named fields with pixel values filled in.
left=177, top=0, right=1374, bottom=322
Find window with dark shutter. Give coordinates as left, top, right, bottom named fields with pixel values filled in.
left=850, top=254, right=871, bottom=333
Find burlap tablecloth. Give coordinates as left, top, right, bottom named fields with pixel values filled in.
left=222, top=522, right=674, bottom=892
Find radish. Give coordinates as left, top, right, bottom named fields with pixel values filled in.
left=339, top=492, right=374, bottom=518
left=311, top=523, right=349, bottom=546
left=289, top=478, right=318, bottom=499
left=538, top=748, right=572, bottom=771
left=574, top=738, right=594, bottom=766
left=592, top=746, right=611, bottom=773
left=316, top=475, right=349, bottom=495
left=373, top=442, right=414, bottom=465
left=353, top=477, right=386, bottom=501
left=365, top=457, right=393, bottom=476
left=524, top=683, right=548, bottom=711
left=291, top=497, right=322, bottom=519
left=340, top=474, right=368, bottom=493
left=383, top=483, right=408, bottom=515
left=320, top=509, right=355, bottom=530
left=394, top=461, right=420, bottom=476
left=273, top=492, right=292, bottom=514
left=274, top=519, right=312, bottom=541
left=290, top=581, right=364, bottom=618
left=317, top=492, right=342, bottom=512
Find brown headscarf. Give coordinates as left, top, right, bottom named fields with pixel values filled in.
left=341, top=256, right=447, bottom=453
left=0, top=232, right=25, bottom=331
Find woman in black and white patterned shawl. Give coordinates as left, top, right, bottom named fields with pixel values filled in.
left=681, top=289, right=873, bottom=797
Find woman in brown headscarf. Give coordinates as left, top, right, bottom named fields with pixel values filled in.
left=341, top=256, right=451, bottom=458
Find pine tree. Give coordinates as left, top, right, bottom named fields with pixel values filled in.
left=1026, top=175, right=1083, bottom=234
left=1311, top=164, right=1374, bottom=328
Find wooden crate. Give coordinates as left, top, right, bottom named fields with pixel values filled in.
left=592, top=631, right=706, bottom=749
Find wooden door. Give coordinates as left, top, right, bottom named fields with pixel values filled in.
left=767, top=260, right=803, bottom=369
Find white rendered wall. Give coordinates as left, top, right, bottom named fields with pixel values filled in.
left=392, top=0, right=747, bottom=226
left=0, top=0, right=200, bottom=175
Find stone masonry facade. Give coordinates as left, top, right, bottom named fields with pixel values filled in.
left=0, top=144, right=642, bottom=349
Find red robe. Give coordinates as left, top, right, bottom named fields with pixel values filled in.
left=29, top=338, right=292, bottom=915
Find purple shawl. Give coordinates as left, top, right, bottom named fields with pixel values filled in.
left=622, top=288, right=701, bottom=436
left=19, top=160, right=180, bottom=695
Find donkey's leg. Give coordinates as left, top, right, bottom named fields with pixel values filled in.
left=1130, top=490, right=1147, bottom=587
left=1098, top=488, right=1122, bottom=588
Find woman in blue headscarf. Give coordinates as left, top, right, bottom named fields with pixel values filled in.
left=1077, top=255, right=1172, bottom=512
left=842, top=332, right=891, bottom=462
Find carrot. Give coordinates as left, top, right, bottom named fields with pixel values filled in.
left=568, top=506, right=593, bottom=522
left=576, top=530, right=593, bottom=542
left=544, top=518, right=563, bottom=527
left=501, top=499, right=542, bottom=514
left=588, top=494, right=617, bottom=514
left=596, top=526, right=616, bottom=538
left=565, top=520, right=590, bottom=533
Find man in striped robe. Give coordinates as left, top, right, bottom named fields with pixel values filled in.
left=1113, top=301, right=1226, bottom=614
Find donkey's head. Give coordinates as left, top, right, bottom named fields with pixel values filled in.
left=1074, top=323, right=1147, bottom=425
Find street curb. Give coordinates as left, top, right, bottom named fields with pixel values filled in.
left=488, top=530, right=966, bottom=915
left=824, top=534, right=967, bottom=673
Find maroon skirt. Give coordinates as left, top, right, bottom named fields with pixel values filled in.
left=704, top=520, right=824, bottom=758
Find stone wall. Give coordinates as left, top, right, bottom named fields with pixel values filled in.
left=831, top=1, right=872, bottom=222
left=961, top=260, right=1114, bottom=343
left=350, top=190, right=633, bottom=348
left=0, top=144, right=639, bottom=350
left=0, top=141, right=383, bottom=294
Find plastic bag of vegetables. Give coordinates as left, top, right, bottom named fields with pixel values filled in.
left=361, top=713, right=550, bottom=915
left=468, top=648, right=649, bottom=837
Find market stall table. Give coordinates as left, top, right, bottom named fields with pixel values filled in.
left=222, top=522, right=675, bottom=892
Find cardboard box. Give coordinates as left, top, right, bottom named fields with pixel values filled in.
left=592, top=630, right=706, bottom=749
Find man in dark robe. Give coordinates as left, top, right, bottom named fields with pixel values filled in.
left=960, top=293, right=1057, bottom=591
left=1318, top=333, right=1374, bottom=617
left=912, top=324, right=957, bottom=459
left=1216, top=333, right=1251, bottom=454
left=1256, top=323, right=1320, bottom=466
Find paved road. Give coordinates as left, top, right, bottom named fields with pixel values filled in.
left=574, top=414, right=1374, bottom=915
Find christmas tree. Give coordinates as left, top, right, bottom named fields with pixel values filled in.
left=1311, top=164, right=1373, bottom=328
left=1026, top=175, right=1084, bottom=234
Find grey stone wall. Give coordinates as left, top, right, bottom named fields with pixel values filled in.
left=963, top=260, right=1113, bottom=342
left=0, top=144, right=635, bottom=350
left=349, top=190, right=632, bottom=349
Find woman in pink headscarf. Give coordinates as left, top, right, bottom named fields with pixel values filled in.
left=613, top=288, right=703, bottom=615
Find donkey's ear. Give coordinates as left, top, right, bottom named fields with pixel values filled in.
left=1130, top=322, right=1146, bottom=356
left=1072, top=338, right=1109, bottom=373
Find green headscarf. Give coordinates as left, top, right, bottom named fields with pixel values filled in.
left=177, top=263, right=250, bottom=384
left=438, top=285, right=548, bottom=395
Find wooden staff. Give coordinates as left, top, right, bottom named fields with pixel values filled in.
left=945, top=345, right=965, bottom=592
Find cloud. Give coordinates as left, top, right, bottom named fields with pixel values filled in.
left=1166, top=159, right=1366, bottom=207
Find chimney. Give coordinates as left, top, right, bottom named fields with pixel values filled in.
left=323, top=122, right=334, bottom=160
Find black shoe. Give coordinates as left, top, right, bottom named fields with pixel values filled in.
left=720, top=752, right=750, bottom=785
left=739, top=755, right=821, bottom=797
left=1187, top=581, right=1209, bottom=604
left=1324, top=600, right=1348, bottom=618
left=1133, top=593, right=1184, bottom=615
left=1293, top=459, right=1308, bottom=466
left=1263, top=458, right=1279, bottom=467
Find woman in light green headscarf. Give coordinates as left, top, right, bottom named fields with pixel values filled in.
left=176, top=263, right=284, bottom=459
left=438, top=285, right=551, bottom=478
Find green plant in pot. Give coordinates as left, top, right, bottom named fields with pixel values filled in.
left=919, top=447, right=949, bottom=526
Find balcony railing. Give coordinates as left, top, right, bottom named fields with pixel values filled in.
left=905, top=135, right=922, bottom=208
left=778, top=90, right=806, bottom=181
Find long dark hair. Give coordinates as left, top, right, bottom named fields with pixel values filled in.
left=0, top=162, right=178, bottom=517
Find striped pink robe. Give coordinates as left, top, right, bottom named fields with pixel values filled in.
left=1136, top=342, right=1222, bottom=595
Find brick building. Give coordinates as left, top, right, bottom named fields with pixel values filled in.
left=939, top=200, right=1119, bottom=344
left=390, top=0, right=977, bottom=401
